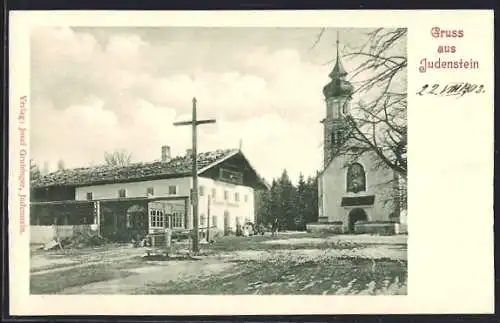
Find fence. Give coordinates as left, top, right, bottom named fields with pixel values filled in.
left=30, top=224, right=94, bottom=244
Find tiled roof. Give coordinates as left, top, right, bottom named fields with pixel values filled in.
left=32, top=149, right=238, bottom=188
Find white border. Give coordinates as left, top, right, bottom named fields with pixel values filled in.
left=9, top=10, right=494, bottom=315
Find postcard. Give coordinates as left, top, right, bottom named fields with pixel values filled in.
left=8, top=10, right=494, bottom=315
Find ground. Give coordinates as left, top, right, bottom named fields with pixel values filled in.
left=30, top=232, right=407, bottom=295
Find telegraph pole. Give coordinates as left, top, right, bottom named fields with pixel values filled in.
left=174, top=97, right=216, bottom=253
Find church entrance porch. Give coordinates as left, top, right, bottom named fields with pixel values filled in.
left=347, top=208, right=368, bottom=233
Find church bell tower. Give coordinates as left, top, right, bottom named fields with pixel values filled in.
left=321, top=34, right=354, bottom=167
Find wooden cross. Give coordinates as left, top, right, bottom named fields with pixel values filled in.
left=174, top=97, right=216, bottom=253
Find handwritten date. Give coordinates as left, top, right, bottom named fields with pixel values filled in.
left=416, top=82, right=485, bottom=97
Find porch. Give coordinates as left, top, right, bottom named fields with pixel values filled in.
left=30, top=196, right=190, bottom=243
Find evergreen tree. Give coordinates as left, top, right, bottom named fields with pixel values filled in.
left=277, top=169, right=297, bottom=231
left=295, top=173, right=307, bottom=230
left=269, top=179, right=280, bottom=234
left=255, top=170, right=320, bottom=234
left=304, top=175, right=319, bottom=224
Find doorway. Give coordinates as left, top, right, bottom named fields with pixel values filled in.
left=348, top=208, right=368, bottom=233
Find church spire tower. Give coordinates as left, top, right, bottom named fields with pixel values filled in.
left=321, top=31, right=354, bottom=167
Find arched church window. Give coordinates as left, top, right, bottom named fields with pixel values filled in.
left=346, top=162, right=366, bottom=193
left=342, top=100, right=349, bottom=115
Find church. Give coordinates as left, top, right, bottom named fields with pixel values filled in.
left=309, top=39, right=407, bottom=235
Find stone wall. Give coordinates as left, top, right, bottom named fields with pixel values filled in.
left=354, top=221, right=400, bottom=235
left=306, top=222, right=344, bottom=234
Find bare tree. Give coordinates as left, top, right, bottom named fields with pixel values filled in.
left=104, top=149, right=132, bottom=167
left=57, top=159, right=65, bottom=171
left=30, top=159, right=41, bottom=181
left=317, top=28, right=407, bottom=177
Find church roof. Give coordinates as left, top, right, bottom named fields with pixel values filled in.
left=32, top=149, right=268, bottom=189
left=323, top=38, right=354, bottom=98
left=328, top=51, right=348, bottom=79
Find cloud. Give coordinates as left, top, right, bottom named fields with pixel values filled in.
left=30, top=27, right=339, bottom=181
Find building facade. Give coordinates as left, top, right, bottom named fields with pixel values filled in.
left=30, top=148, right=267, bottom=242
left=315, top=39, right=404, bottom=233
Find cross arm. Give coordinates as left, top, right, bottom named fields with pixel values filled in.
left=196, top=119, right=216, bottom=125
left=173, top=121, right=193, bottom=126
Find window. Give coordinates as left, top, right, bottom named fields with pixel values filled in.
left=235, top=192, right=240, bottom=202
left=172, top=212, right=184, bottom=228
left=168, top=185, right=177, bottom=195
left=331, top=132, right=337, bottom=145
left=147, top=187, right=154, bottom=196
left=346, top=162, right=366, bottom=193
left=86, top=192, right=93, bottom=200
left=342, top=100, right=349, bottom=115
left=244, top=194, right=248, bottom=202
left=212, top=188, right=216, bottom=200
left=150, top=209, right=165, bottom=229
left=224, top=190, right=229, bottom=201
left=118, top=189, right=126, bottom=198
left=199, top=186, right=205, bottom=197
left=126, top=213, right=132, bottom=228
left=212, top=215, right=218, bottom=228
left=200, top=214, right=206, bottom=227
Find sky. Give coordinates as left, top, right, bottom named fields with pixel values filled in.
left=30, top=27, right=382, bottom=183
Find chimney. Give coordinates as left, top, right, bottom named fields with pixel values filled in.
left=186, top=148, right=193, bottom=157
left=161, top=145, right=171, bottom=162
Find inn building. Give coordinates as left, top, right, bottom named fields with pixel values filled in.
left=30, top=147, right=268, bottom=243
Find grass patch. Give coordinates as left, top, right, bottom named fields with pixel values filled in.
left=146, top=257, right=407, bottom=295
left=205, top=234, right=361, bottom=253
left=30, top=261, right=78, bottom=274
left=30, top=261, right=142, bottom=294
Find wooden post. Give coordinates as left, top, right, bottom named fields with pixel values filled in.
left=207, top=195, right=211, bottom=243
left=165, top=204, right=172, bottom=255
left=173, top=97, right=216, bottom=254
left=165, top=229, right=172, bottom=255
left=95, top=201, right=101, bottom=235
left=191, top=99, right=199, bottom=252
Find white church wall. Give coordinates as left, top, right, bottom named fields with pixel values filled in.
left=320, top=151, right=396, bottom=227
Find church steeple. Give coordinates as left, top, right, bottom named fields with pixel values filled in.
left=323, top=32, right=354, bottom=99
left=329, top=33, right=348, bottom=79
left=321, top=31, right=355, bottom=167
